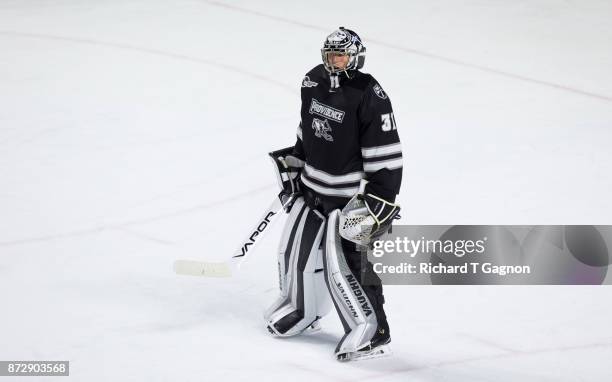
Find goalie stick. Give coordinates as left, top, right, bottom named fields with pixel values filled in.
left=173, top=194, right=296, bottom=277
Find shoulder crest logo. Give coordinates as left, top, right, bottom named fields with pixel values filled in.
left=302, top=76, right=318, bottom=88
left=373, top=83, right=387, bottom=99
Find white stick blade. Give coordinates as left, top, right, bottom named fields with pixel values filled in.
left=173, top=260, right=232, bottom=277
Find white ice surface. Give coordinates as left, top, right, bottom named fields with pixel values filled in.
left=1, top=0, right=612, bottom=381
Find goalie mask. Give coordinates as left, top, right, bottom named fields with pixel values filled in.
left=321, top=27, right=366, bottom=74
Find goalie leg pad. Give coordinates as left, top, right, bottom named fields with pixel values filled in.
left=324, top=210, right=388, bottom=356
left=264, top=197, right=332, bottom=337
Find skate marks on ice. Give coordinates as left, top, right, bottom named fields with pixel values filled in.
left=0, top=30, right=296, bottom=94
left=338, top=334, right=612, bottom=381
left=200, top=0, right=612, bottom=103
left=0, top=183, right=275, bottom=247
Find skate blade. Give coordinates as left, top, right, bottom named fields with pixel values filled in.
left=306, top=320, right=322, bottom=334
left=337, top=344, right=392, bottom=362
left=266, top=320, right=322, bottom=337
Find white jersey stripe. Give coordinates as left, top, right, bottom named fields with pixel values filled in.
left=304, top=164, right=365, bottom=185
left=300, top=174, right=360, bottom=198
left=363, top=157, right=403, bottom=172
left=361, top=142, right=402, bottom=158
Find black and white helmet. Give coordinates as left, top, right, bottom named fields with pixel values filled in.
left=321, top=27, right=366, bottom=74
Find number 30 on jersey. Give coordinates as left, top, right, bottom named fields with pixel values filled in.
left=381, top=113, right=397, bottom=131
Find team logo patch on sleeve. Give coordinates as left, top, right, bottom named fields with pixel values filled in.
left=373, top=84, right=388, bottom=99
left=312, top=118, right=334, bottom=142
left=302, top=76, right=318, bottom=88
left=309, top=99, right=345, bottom=123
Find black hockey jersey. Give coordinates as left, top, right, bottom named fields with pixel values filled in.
left=293, top=64, right=402, bottom=206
